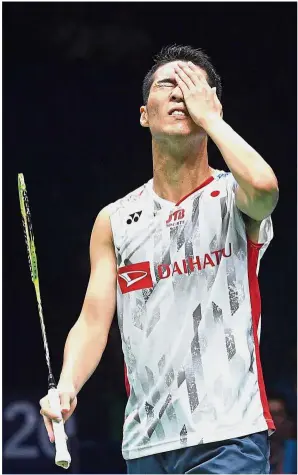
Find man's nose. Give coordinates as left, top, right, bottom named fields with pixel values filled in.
left=170, top=85, right=184, bottom=102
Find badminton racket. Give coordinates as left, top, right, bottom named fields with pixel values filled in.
left=17, top=173, right=71, bottom=469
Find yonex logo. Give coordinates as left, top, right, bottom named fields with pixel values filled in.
left=118, top=262, right=153, bottom=294
left=126, top=211, right=142, bottom=225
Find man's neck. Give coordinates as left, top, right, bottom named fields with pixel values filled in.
left=152, top=135, right=213, bottom=203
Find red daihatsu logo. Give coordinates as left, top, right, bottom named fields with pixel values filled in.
left=118, top=261, right=153, bottom=294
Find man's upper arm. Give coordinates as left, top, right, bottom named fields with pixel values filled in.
left=230, top=183, right=276, bottom=244
left=235, top=181, right=279, bottom=222
left=80, top=206, right=117, bottom=338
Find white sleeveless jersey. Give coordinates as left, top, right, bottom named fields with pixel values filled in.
left=108, top=171, right=275, bottom=460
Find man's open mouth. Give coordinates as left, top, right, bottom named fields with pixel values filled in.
left=169, top=109, right=188, bottom=117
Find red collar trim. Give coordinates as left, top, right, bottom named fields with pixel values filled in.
left=175, top=176, right=215, bottom=206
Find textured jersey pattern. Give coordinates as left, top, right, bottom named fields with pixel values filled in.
left=108, top=171, right=274, bottom=460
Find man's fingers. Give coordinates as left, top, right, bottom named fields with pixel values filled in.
left=175, top=65, right=194, bottom=89
left=174, top=73, right=188, bottom=95
left=60, top=393, right=71, bottom=414
left=41, top=413, right=55, bottom=443
left=40, top=407, right=62, bottom=422
left=65, top=396, right=77, bottom=421
left=212, top=88, right=223, bottom=113
left=177, top=62, right=198, bottom=87
left=187, top=62, right=209, bottom=85
left=40, top=391, right=77, bottom=435
left=40, top=397, right=62, bottom=421
left=63, top=404, right=75, bottom=422
left=213, top=88, right=221, bottom=103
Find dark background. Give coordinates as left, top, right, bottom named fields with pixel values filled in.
left=3, top=2, right=297, bottom=474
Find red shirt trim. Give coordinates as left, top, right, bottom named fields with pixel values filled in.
left=124, top=363, right=130, bottom=396
left=247, top=238, right=264, bottom=249
left=247, top=239, right=275, bottom=430
left=175, top=176, right=215, bottom=206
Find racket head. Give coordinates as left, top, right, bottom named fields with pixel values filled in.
left=18, top=173, right=39, bottom=284
left=18, top=174, right=56, bottom=384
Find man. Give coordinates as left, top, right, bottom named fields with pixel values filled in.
left=269, top=394, right=297, bottom=473
left=40, top=45, right=279, bottom=474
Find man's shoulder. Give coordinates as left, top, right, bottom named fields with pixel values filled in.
left=213, top=169, right=234, bottom=184
left=105, top=180, right=152, bottom=217
left=211, top=170, right=239, bottom=196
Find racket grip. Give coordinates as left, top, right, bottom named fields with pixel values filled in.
left=48, top=388, right=71, bottom=469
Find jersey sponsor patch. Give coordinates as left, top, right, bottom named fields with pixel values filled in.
left=166, top=208, right=185, bottom=227
left=118, top=261, right=153, bottom=294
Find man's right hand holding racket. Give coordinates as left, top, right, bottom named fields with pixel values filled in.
left=40, top=385, right=77, bottom=443
left=39, top=207, right=117, bottom=445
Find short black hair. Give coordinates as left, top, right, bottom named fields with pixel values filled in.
left=142, top=44, right=222, bottom=104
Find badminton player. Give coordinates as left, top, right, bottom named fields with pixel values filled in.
left=40, top=45, right=279, bottom=474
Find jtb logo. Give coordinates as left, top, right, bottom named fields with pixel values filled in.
left=166, top=209, right=185, bottom=225
left=118, top=262, right=153, bottom=294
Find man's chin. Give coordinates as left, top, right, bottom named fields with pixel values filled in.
left=160, top=124, right=196, bottom=137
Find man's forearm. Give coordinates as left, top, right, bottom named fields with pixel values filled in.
left=58, top=317, right=108, bottom=395
left=204, top=118, right=278, bottom=194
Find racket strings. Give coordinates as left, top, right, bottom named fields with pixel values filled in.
left=18, top=174, right=55, bottom=384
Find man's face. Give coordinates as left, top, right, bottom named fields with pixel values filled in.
left=269, top=398, right=288, bottom=436
left=140, top=61, right=208, bottom=139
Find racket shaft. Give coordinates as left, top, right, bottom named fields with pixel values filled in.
left=48, top=388, right=71, bottom=469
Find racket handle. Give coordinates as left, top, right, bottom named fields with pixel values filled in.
left=48, top=388, right=71, bottom=469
